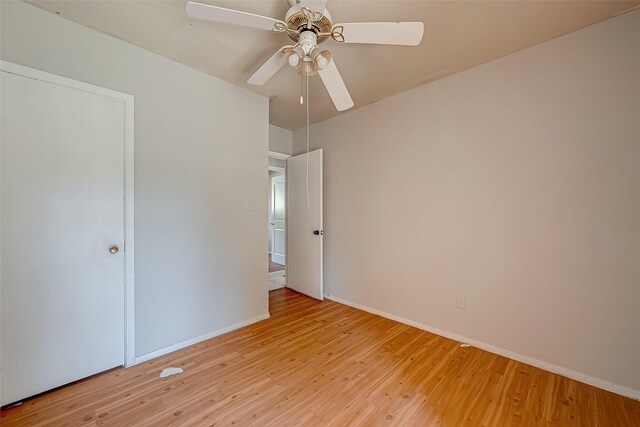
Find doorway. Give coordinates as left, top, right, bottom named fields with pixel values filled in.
left=266, top=149, right=324, bottom=300
left=268, top=152, right=289, bottom=290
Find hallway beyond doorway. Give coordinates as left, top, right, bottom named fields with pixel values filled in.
left=268, top=254, right=284, bottom=273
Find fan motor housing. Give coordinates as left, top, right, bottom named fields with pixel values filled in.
left=285, top=4, right=332, bottom=44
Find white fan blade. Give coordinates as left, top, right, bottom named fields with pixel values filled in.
left=247, top=50, right=287, bottom=86
left=186, top=1, right=281, bottom=31
left=300, top=0, right=327, bottom=13
left=318, top=58, right=354, bottom=112
left=335, top=22, right=424, bottom=46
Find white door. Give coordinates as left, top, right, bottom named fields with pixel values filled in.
left=1, top=69, right=127, bottom=405
left=286, top=149, right=323, bottom=300
left=271, top=174, right=286, bottom=265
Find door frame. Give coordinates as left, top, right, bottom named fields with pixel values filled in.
left=268, top=151, right=291, bottom=160
left=268, top=151, right=290, bottom=292
left=1, top=60, right=136, bottom=366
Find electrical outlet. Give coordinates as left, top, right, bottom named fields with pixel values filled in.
left=246, top=199, right=255, bottom=212
left=456, top=295, right=466, bottom=310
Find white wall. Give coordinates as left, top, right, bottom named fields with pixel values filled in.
left=1, top=1, right=269, bottom=357
left=269, top=125, right=293, bottom=155
left=293, top=10, right=640, bottom=397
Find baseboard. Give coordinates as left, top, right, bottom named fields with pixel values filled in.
left=133, top=312, right=271, bottom=364
left=325, top=294, right=640, bottom=401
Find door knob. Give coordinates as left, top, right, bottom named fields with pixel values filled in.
left=109, top=245, right=120, bottom=254
left=313, top=230, right=323, bottom=236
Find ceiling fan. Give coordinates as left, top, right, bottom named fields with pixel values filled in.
left=186, top=0, right=424, bottom=112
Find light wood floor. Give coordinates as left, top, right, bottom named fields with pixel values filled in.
left=2, top=288, right=638, bottom=426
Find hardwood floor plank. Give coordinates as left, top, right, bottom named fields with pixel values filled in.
left=97, top=397, right=165, bottom=427
left=2, top=288, right=637, bottom=426
left=483, top=360, right=537, bottom=426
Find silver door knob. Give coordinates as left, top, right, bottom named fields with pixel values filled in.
left=109, top=245, right=119, bottom=254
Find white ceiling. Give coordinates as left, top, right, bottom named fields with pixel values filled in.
left=29, top=0, right=640, bottom=129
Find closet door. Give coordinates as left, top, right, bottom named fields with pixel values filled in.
left=1, top=67, right=127, bottom=405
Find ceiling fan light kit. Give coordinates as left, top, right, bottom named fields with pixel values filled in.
left=186, top=0, right=424, bottom=112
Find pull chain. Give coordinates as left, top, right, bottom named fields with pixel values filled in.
left=306, top=72, right=310, bottom=207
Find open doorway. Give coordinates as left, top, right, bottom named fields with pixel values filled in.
left=268, top=152, right=289, bottom=290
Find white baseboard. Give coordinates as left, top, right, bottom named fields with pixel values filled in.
left=325, top=294, right=640, bottom=401
left=133, top=313, right=271, bottom=364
